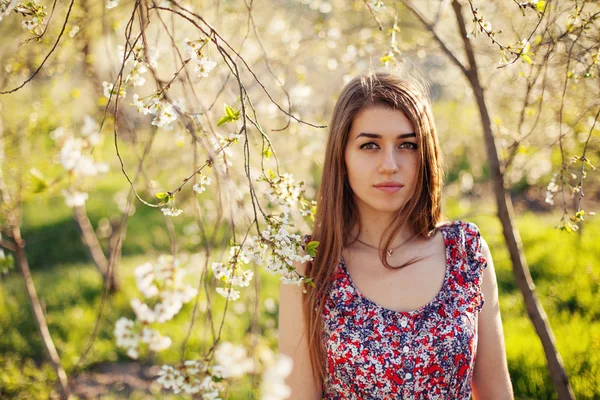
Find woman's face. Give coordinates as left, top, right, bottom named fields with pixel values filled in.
left=344, top=106, right=420, bottom=216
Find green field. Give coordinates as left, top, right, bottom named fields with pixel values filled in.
left=1, top=206, right=599, bottom=399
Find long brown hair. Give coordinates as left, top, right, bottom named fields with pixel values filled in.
left=302, top=71, right=445, bottom=386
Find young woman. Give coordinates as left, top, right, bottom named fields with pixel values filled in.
left=279, top=71, right=513, bottom=399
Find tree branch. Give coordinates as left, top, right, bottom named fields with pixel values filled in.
left=398, top=0, right=470, bottom=77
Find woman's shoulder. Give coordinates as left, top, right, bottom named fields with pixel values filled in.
left=437, top=219, right=482, bottom=235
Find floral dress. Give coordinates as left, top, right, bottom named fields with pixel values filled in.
left=320, top=221, right=488, bottom=399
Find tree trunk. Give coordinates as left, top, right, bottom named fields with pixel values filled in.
left=11, top=224, right=71, bottom=399
left=0, top=106, right=70, bottom=399
left=73, top=204, right=119, bottom=292
left=449, top=1, right=575, bottom=398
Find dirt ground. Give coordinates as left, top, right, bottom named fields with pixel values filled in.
left=71, top=362, right=161, bottom=399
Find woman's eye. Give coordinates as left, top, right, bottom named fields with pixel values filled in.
left=400, top=142, right=418, bottom=150
left=360, top=142, right=378, bottom=150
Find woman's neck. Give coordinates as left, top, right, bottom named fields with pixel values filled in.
left=349, top=210, right=416, bottom=249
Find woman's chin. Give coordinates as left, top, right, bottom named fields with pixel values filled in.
left=363, top=202, right=406, bottom=215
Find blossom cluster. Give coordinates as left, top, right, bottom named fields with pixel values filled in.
left=131, top=94, right=178, bottom=127
left=182, top=37, right=217, bottom=78
left=0, top=0, right=17, bottom=21
left=545, top=172, right=559, bottom=205
left=50, top=116, right=109, bottom=207
left=2, top=1, right=47, bottom=35
left=156, top=342, right=292, bottom=400
left=261, top=171, right=316, bottom=217
left=155, top=342, right=253, bottom=396
left=102, top=45, right=150, bottom=101
left=243, top=216, right=313, bottom=286
left=211, top=245, right=254, bottom=302
left=114, top=317, right=172, bottom=359
left=157, top=361, right=222, bottom=397
left=103, top=81, right=126, bottom=99
left=161, top=206, right=183, bottom=217
left=193, top=173, right=212, bottom=194
left=210, top=132, right=243, bottom=173
left=260, top=353, right=293, bottom=400
left=369, top=0, right=386, bottom=12
left=114, top=255, right=198, bottom=358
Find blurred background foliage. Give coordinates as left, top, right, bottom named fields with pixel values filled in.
left=0, top=0, right=599, bottom=398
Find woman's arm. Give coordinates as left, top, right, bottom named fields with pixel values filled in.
left=472, top=237, right=514, bottom=400
left=278, top=261, right=322, bottom=400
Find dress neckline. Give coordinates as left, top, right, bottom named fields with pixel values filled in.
left=338, top=221, right=453, bottom=316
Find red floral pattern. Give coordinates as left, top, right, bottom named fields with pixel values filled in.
left=320, top=221, right=488, bottom=399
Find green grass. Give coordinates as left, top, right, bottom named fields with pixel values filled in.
left=1, top=208, right=599, bottom=398
left=469, top=212, right=600, bottom=399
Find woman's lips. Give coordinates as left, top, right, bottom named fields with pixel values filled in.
left=374, top=186, right=402, bottom=193
left=373, top=183, right=404, bottom=193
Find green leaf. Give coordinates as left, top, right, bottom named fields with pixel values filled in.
left=521, top=54, right=532, bottom=64
left=0, top=253, right=15, bottom=274
left=217, top=104, right=240, bottom=127
left=155, top=192, right=169, bottom=200
left=225, top=104, right=236, bottom=118
left=380, top=54, right=394, bottom=65
left=29, top=168, right=48, bottom=193
left=536, top=1, right=546, bottom=12
left=584, top=159, right=596, bottom=170
left=217, top=115, right=232, bottom=127
left=305, top=241, right=319, bottom=257
left=263, top=145, right=272, bottom=159
left=304, top=277, right=315, bottom=288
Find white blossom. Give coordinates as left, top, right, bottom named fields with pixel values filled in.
left=215, top=287, right=240, bottom=301
left=212, top=342, right=254, bottom=379
left=193, top=173, right=212, bottom=194
left=182, top=37, right=217, bottom=78
left=50, top=127, right=66, bottom=143
left=157, top=361, right=221, bottom=397
left=81, top=115, right=101, bottom=146
left=74, top=155, right=109, bottom=177
left=279, top=274, right=303, bottom=286
left=62, top=189, right=88, bottom=207
left=0, top=0, right=18, bottom=20
left=152, top=101, right=178, bottom=127
left=106, top=0, right=119, bottom=8
left=134, top=262, right=160, bottom=298
left=148, top=48, right=160, bottom=69
left=132, top=256, right=198, bottom=323
left=153, top=296, right=183, bottom=323
left=157, top=365, right=184, bottom=391
left=103, top=81, right=114, bottom=98
left=102, top=81, right=126, bottom=98
left=60, top=137, right=83, bottom=170
left=132, top=94, right=156, bottom=115
left=260, top=354, right=293, bottom=400
left=369, top=0, right=386, bottom=12
left=545, top=173, right=559, bottom=205
left=161, top=207, right=183, bottom=217
left=192, top=57, right=217, bottom=78
left=229, top=269, right=253, bottom=287
left=141, top=327, right=172, bottom=352
left=131, top=298, right=156, bottom=324
left=211, top=262, right=228, bottom=281
left=114, top=317, right=140, bottom=359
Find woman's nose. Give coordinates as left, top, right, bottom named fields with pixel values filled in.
left=378, top=148, right=399, bottom=174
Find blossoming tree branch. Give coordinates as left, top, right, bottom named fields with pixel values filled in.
left=0, top=0, right=597, bottom=398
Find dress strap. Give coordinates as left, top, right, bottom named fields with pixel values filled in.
left=461, top=222, right=488, bottom=313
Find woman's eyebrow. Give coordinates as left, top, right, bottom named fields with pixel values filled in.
left=355, top=132, right=416, bottom=139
